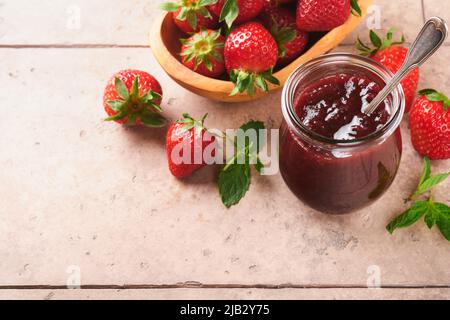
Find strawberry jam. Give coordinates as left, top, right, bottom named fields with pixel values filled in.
left=294, top=74, right=391, bottom=140
left=280, top=63, right=404, bottom=214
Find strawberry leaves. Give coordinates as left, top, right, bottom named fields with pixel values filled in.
left=219, top=0, right=239, bottom=29
left=418, top=89, right=450, bottom=111
left=177, top=113, right=209, bottom=134
left=180, top=29, right=224, bottom=72
left=386, top=157, right=450, bottom=241
left=357, top=28, right=406, bottom=56
left=230, top=69, right=280, bottom=96
left=105, top=76, right=166, bottom=127
left=218, top=121, right=265, bottom=208
left=350, top=0, right=362, bottom=17
left=269, top=23, right=296, bottom=58
left=161, top=0, right=218, bottom=30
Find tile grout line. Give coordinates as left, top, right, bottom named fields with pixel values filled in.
left=1, top=284, right=450, bottom=290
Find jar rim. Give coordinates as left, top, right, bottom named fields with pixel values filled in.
left=281, top=53, right=406, bottom=147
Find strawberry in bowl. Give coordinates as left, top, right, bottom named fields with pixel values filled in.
left=161, top=0, right=219, bottom=34
left=224, top=22, right=280, bottom=96
left=103, top=70, right=166, bottom=127
left=180, top=29, right=225, bottom=78
left=296, top=0, right=361, bottom=31
left=209, top=0, right=265, bottom=28
left=260, top=5, right=309, bottom=67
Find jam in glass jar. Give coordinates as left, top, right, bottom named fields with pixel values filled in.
left=280, top=53, right=405, bottom=214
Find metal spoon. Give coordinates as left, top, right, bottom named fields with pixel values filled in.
left=363, top=17, right=448, bottom=115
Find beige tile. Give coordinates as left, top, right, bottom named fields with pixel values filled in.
left=1, top=288, right=449, bottom=300
left=0, top=0, right=165, bottom=45
left=0, top=0, right=425, bottom=47
left=424, top=0, right=450, bottom=44
left=0, top=47, right=449, bottom=288
left=342, top=0, right=425, bottom=45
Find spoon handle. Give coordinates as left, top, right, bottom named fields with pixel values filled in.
left=363, top=17, right=448, bottom=115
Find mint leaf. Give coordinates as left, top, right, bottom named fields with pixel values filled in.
left=386, top=201, right=429, bottom=234
left=255, top=158, right=264, bottom=174
left=238, top=120, right=265, bottom=152
left=419, top=157, right=431, bottom=186
left=424, top=198, right=439, bottom=229
left=435, top=203, right=450, bottom=241
left=415, top=172, right=450, bottom=197
left=218, top=163, right=251, bottom=208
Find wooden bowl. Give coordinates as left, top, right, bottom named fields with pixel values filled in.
left=150, top=0, right=374, bottom=103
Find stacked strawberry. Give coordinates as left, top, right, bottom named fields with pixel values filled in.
left=357, top=29, right=420, bottom=113
left=161, top=0, right=361, bottom=95
left=356, top=29, right=448, bottom=160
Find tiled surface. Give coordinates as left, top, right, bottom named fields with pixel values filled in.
left=342, top=0, right=425, bottom=45
left=0, top=0, right=166, bottom=45
left=424, top=0, right=450, bottom=44
left=2, top=288, right=450, bottom=300
left=0, top=0, right=449, bottom=299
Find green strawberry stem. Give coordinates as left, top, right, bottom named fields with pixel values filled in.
left=356, top=28, right=406, bottom=56
left=219, top=0, right=239, bottom=28
left=229, top=68, right=280, bottom=97
left=160, top=0, right=218, bottom=30
left=177, top=113, right=209, bottom=134
left=269, top=23, right=296, bottom=58
left=105, top=76, right=166, bottom=127
left=350, top=0, right=362, bottom=17
left=418, top=89, right=450, bottom=111
left=180, top=29, right=224, bottom=71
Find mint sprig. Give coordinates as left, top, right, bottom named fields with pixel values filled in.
left=386, top=157, right=450, bottom=241
left=218, top=121, right=265, bottom=208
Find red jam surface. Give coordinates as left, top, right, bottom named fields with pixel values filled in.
left=294, top=74, right=391, bottom=140
left=280, top=73, right=402, bottom=214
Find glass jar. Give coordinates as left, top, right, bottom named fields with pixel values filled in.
left=280, top=53, right=405, bottom=214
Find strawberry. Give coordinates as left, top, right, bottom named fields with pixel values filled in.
left=409, top=89, right=450, bottom=160
left=296, top=0, right=361, bottom=32
left=224, top=22, right=279, bottom=96
left=161, top=0, right=218, bottom=34
left=208, top=0, right=265, bottom=28
left=166, top=114, right=217, bottom=178
left=180, top=29, right=225, bottom=78
left=103, top=70, right=166, bottom=127
left=357, top=29, right=420, bottom=113
left=260, top=6, right=309, bottom=66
